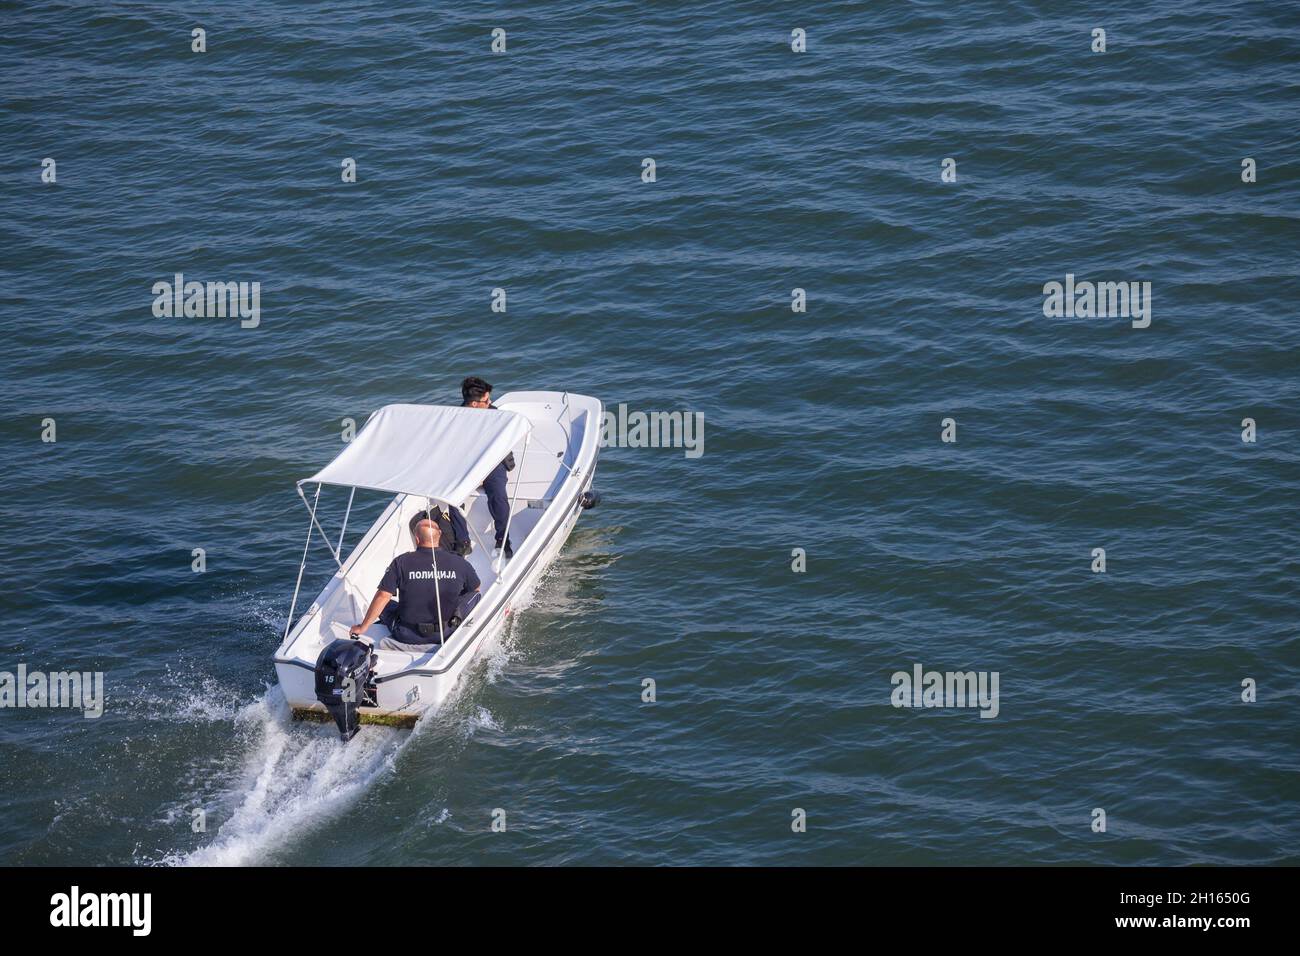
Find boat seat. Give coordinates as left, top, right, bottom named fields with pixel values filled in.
left=376, top=645, right=438, bottom=665
left=326, top=619, right=388, bottom=643
left=327, top=619, right=438, bottom=665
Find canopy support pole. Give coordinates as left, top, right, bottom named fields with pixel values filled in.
left=495, top=434, right=529, bottom=573
left=558, top=391, right=572, bottom=452
left=297, top=483, right=344, bottom=570
left=428, top=497, right=445, bottom=645
left=283, top=484, right=322, bottom=641
left=521, top=431, right=578, bottom=478
left=460, top=498, right=495, bottom=557
left=336, top=486, right=356, bottom=555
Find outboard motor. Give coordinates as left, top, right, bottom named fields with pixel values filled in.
left=314, top=638, right=378, bottom=741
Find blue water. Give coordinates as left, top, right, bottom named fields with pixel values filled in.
left=1, top=0, right=1298, bottom=865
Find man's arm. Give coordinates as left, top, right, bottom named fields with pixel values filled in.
left=463, top=563, right=481, bottom=595
left=350, top=589, right=393, bottom=638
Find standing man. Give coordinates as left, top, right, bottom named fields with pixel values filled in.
left=461, top=376, right=515, bottom=562
left=350, top=511, right=480, bottom=652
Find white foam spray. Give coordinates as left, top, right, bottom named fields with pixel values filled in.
left=167, top=688, right=407, bottom=866
left=161, top=546, right=588, bottom=866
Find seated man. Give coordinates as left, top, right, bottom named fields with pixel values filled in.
left=349, top=511, right=481, bottom=652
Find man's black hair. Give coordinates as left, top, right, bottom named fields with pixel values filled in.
left=461, top=376, right=493, bottom=403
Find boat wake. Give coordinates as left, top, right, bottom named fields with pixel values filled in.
left=157, top=548, right=572, bottom=866
left=164, top=618, right=529, bottom=866
left=163, top=687, right=409, bottom=867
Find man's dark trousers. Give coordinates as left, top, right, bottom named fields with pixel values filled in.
left=482, top=461, right=511, bottom=547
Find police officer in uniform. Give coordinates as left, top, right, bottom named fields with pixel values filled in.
left=350, top=511, right=481, bottom=652
left=461, top=376, right=515, bottom=561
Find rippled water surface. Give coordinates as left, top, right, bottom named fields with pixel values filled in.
left=1, top=1, right=1298, bottom=865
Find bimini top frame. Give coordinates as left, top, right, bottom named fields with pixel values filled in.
left=282, top=403, right=532, bottom=641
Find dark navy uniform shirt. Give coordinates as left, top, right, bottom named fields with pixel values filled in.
left=379, top=547, right=480, bottom=628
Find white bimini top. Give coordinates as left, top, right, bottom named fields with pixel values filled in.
left=301, top=403, right=531, bottom=506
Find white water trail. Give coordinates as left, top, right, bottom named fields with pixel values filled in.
left=166, top=547, right=573, bottom=866
left=169, top=687, right=409, bottom=867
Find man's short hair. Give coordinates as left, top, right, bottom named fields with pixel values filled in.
left=408, top=511, right=440, bottom=537
left=461, top=376, right=493, bottom=403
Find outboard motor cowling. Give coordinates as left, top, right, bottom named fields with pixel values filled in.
left=314, top=638, right=378, bottom=740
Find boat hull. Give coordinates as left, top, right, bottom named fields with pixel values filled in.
left=273, top=391, right=600, bottom=731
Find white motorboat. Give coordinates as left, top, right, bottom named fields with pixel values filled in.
left=273, top=390, right=602, bottom=739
